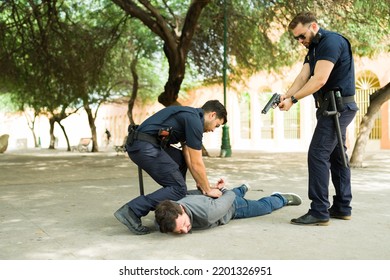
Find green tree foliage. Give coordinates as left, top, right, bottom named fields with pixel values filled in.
left=111, top=0, right=389, bottom=165
left=0, top=0, right=131, bottom=150
left=1, top=0, right=388, bottom=158
left=192, top=0, right=389, bottom=81
left=111, top=0, right=389, bottom=105
left=112, top=0, right=212, bottom=106
left=108, top=19, right=167, bottom=124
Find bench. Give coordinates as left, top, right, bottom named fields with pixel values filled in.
left=114, top=136, right=127, bottom=156
left=71, top=138, right=92, bottom=152
left=16, top=138, right=27, bottom=149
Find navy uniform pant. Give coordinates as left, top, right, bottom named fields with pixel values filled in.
left=126, top=140, right=187, bottom=217
left=308, top=108, right=356, bottom=219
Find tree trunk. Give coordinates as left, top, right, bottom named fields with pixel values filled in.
left=48, top=117, right=56, bottom=149
left=29, top=122, right=38, bottom=148
left=127, top=57, right=138, bottom=124
left=84, top=103, right=98, bottom=152
left=157, top=43, right=185, bottom=106
left=350, top=82, right=390, bottom=167
left=56, top=121, right=71, bottom=151
left=24, top=111, right=39, bottom=147
left=158, top=66, right=184, bottom=106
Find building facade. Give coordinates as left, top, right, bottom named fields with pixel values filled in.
left=1, top=54, right=389, bottom=154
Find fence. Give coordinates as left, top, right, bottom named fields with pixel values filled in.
left=354, top=88, right=381, bottom=139
left=257, top=88, right=382, bottom=141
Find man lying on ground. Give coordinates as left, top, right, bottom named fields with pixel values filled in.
left=155, top=183, right=302, bottom=234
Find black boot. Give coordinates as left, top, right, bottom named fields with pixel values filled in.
left=114, top=204, right=150, bottom=235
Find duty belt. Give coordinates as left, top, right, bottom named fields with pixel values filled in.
left=339, top=95, right=355, bottom=104
left=132, top=131, right=159, bottom=145
left=126, top=125, right=159, bottom=146
left=315, top=91, right=355, bottom=109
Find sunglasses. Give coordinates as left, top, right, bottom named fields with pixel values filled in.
left=293, top=24, right=311, bottom=40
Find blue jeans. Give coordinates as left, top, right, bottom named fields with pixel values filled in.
left=232, top=185, right=286, bottom=219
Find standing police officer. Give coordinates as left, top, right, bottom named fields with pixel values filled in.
left=278, top=12, right=358, bottom=225
left=114, top=100, right=227, bottom=234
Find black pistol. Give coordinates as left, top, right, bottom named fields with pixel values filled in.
left=261, top=93, right=281, bottom=114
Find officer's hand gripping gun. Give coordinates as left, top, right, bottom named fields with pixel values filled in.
left=261, top=93, right=281, bottom=114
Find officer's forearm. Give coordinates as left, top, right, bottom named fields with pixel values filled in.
left=189, top=161, right=211, bottom=194
left=182, top=146, right=211, bottom=194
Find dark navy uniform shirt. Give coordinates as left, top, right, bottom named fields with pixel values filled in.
left=137, top=106, right=205, bottom=150
left=304, top=28, right=355, bottom=97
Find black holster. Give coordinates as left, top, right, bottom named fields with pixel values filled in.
left=126, top=124, right=139, bottom=147
left=315, top=92, right=331, bottom=116
left=315, top=90, right=355, bottom=115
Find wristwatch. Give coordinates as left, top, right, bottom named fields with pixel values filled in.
left=291, top=96, right=298, bottom=104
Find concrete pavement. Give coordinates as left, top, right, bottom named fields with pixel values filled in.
left=0, top=148, right=390, bottom=260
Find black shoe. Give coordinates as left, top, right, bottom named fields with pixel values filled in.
left=291, top=213, right=329, bottom=226
left=329, top=208, right=351, bottom=220
left=114, top=204, right=150, bottom=235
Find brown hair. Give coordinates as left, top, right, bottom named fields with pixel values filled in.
left=288, top=11, right=318, bottom=30
left=201, top=100, right=228, bottom=125
left=155, top=200, right=183, bottom=233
